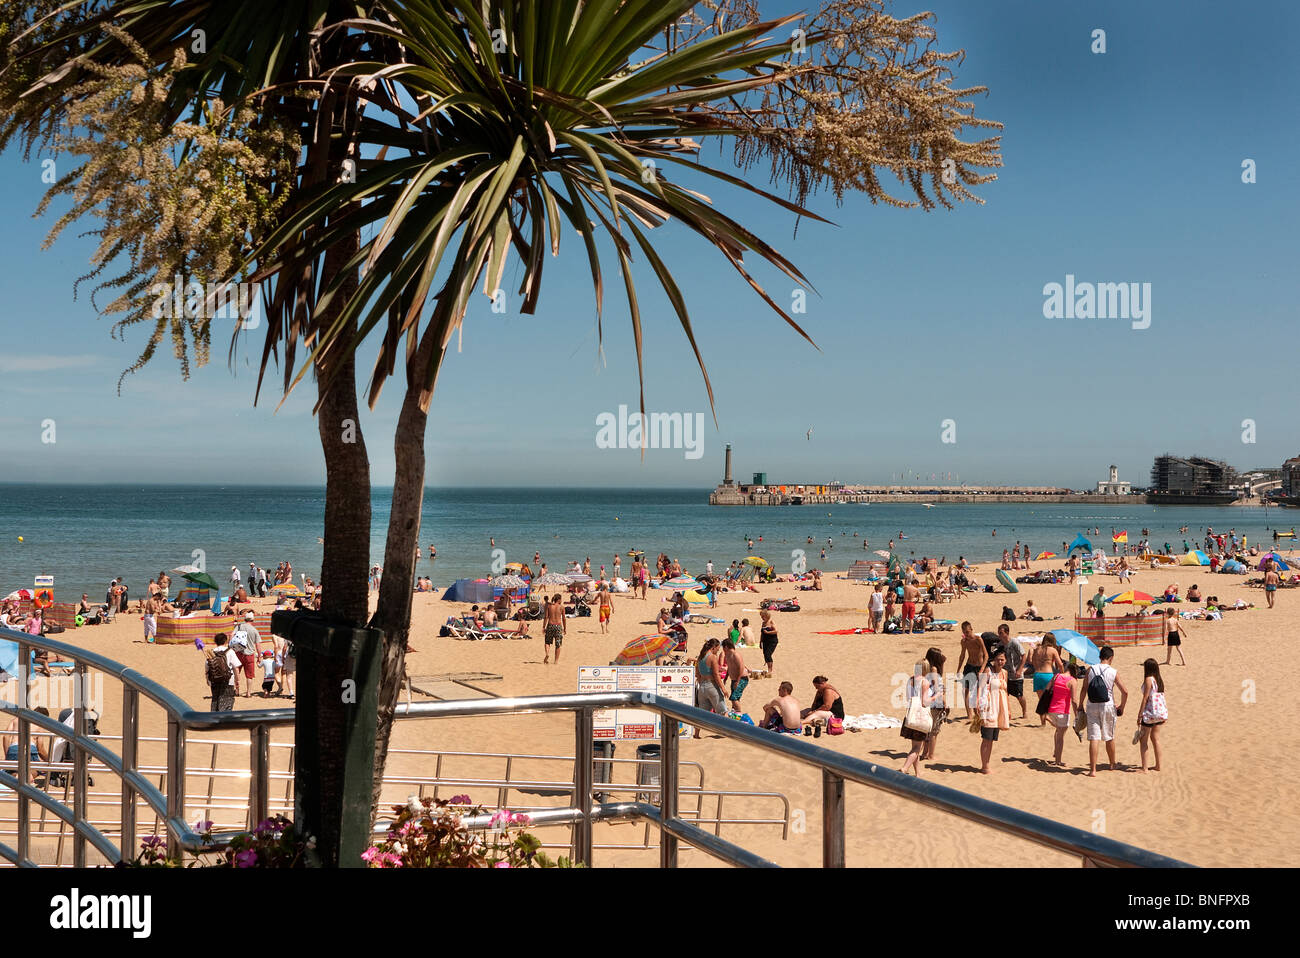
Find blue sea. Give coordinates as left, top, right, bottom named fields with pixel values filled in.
left=0, top=483, right=1287, bottom=602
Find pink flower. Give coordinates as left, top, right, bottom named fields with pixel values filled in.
left=448, top=794, right=473, bottom=805
left=494, top=860, right=512, bottom=868
left=234, top=849, right=258, bottom=868
left=361, top=847, right=382, bottom=864
left=509, top=812, right=531, bottom=826
left=489, top=809, right=510, bottom=829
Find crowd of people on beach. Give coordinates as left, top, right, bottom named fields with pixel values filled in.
left=893, top=623, right=1169, bottom=777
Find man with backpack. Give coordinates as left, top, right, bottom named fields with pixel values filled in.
left=1076, top=645, right=1128, bottom=776
left=205, top=633, right=240, bottom=711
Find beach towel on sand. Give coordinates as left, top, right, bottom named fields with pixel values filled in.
left=815, top=627, right=875, bottom=635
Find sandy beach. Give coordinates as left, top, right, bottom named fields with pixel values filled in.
left=11, top=554, right=1296, bottom=868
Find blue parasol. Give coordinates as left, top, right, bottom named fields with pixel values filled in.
left=1050, top=629, right=1100, bottom=666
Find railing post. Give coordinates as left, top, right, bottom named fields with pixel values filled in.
left=660, top=714, right=679, bottom=868
left=16, top=644, right=30, bottom=866
left=72, top=662, right=88, bottom=868
left=166, top=715, right=186, bottom=860
left=571, top=707, right=593, bottom=865
left=822, top=769, right=845, bottom=868
left=120, top=686, right=139, bottom=861
left=250, top=724, right=270, bottom=829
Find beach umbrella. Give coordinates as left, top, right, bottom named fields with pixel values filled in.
left=614, top=633, right=677, bottom=666
left=489, top=574, right=528, bottom=590
left=566, top=572, right=593, bottom=584
left=170, top=564, right=203, bottom=575
left=182, top=571, right=221, bottom=592
left=874, top=550, right=891, bottom=558
left=995, top=569, right=1018, bottom=593
left=1066, top=534, right=1093, bottom=555
left=743, top=557, right=769, bottom=569
left=4, top=589, right=33, bottom=602
left=272, top=582, right=304, bottom=596
left=533, top=572, right=574, bottom=588
left=0, top=638, right=18, bottom=677
left=1050, top=629, right=1101, bottom=666
left=504, top=562, right=524, bottom=571
left=1107, top=590, right=1154, bottom=606
left=1035, top=551, right=1057, bottom=560
left=1258, top=553, right=1290, bottom=571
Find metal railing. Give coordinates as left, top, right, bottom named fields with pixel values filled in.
left=0, top=628, right=1193, bottom=867
left=3, top=740, right=791, bottom=861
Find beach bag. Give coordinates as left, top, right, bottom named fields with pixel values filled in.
left=206, top=650, right=232, bottom=687
left=1036, top=684, right=1054, bottom=716
left=1087, top=666, right=1112, bottom=704
left=903, top=691, right=932, bottom=734
left=1146, top=691, right=1168, bottom=722
left=827, top=716, right=844, bottom=735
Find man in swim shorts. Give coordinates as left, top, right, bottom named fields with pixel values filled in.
left=543, top=593, right=566, bottom=665
left=721, top=639, right=750, bottom=708
left=1264, top=564, right=1280, bottom=609
left=955, top=621, right=987, bottom=720
left=761, top=682, right=802, bottom=733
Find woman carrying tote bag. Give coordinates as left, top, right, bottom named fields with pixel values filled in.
left=900, top=660, right=935, bottom=775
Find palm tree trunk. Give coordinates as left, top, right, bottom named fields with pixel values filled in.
left=300, top=70, right=370, bottom=865
left=368, top=332, right=439, bottom=822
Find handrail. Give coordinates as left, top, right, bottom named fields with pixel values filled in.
left=1, top=628, right=1194, bottom=868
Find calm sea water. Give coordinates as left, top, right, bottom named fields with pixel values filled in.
left=0, top=484, right=1288, bottom=601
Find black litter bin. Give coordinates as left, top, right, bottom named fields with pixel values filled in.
left=592, top=741, right=615, bottom=803
left=635, top=744, right=661, bottom=803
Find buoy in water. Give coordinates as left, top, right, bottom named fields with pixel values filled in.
left=17, top=536, right=23, bottom=542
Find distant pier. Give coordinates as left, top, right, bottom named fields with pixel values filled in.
left=708, top=484, right=1137, bottom=506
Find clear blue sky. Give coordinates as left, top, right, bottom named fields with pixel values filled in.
left=1, top=0, right=1296, bottom=488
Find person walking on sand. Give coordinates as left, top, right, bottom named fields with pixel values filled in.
left=997, top=624, right=1027, bottom=719
left=721, top=639, right=750, bottom=711
left=205, top=633, right=239, bottom=712
left=1078, top=646, right=1128, bottom=777
left=976, top=649, right=1010, bottom=774
left=956, top=621, right=988, bottom=720
left=597, top=582, right=614, bottom=634
left=542, top=593, right=566, bottom=665
left=919, top=648, right=949, bottom=763
left=1136, top=659, right=1168, bottom=772
left=230, top=611, right=261, bottom=698
left=1163, top=607, right=1186, bottom=666
left=1264, top=561, right=1280, bottom=609
left=900, top=660, right=935, bottom=775
left=693, top=639, right=728, bottom=736
left=868, top=584, right=885, bottom=632
left=759, top=610, right=779, bottom=673
left=1029, top=634, right=1064, bottom=728
left=1044, top=665, right=1081, bottom=766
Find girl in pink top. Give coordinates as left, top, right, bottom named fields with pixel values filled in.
left=1046, top=666, right=1081, bottom=766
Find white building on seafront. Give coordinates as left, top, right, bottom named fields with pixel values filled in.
left=1096, top=464, right=1132, bottom=495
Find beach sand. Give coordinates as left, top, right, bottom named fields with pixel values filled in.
left=9, top=557, right=1296, bottom=867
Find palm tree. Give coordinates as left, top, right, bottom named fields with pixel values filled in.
left=3, top=0, right=1000, bottom=863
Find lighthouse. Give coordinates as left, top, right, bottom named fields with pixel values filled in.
left=723, top=443, right=734, bottom=486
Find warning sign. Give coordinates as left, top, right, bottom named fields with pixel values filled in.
left=578, top=665, right=694, bottom=740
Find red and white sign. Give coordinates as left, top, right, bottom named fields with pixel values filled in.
left=578, top=665, right=694, bottom=740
